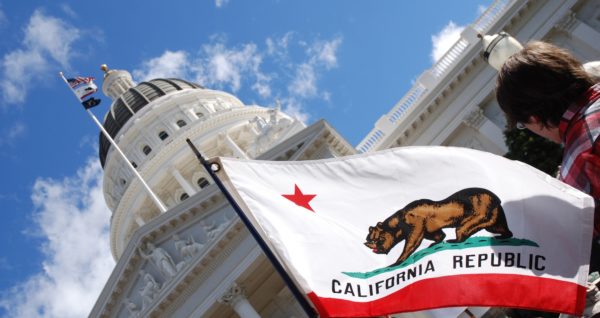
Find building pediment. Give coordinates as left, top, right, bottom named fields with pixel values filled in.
left=90, top=120, right=355, bottom=317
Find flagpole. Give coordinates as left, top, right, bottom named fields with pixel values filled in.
left=59, top=72, right=167, bottom=214
left=185, top=139, right=318, bottom=318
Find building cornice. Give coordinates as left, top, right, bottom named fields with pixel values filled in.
left=357, top=0, right=528, bottom=152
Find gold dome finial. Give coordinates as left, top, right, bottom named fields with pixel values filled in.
left=101, top=64, right=109, bottom=73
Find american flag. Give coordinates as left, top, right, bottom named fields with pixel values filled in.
left=67, top=76, right=95, bottom=88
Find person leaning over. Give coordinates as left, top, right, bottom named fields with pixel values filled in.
left=495, top=41, right=600, bottom=317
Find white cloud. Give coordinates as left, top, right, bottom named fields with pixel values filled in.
left=288, top=63, right=317, bottom=98
left=8, top=122, right=26, bottom=140
left=1, top=10, right=81, bottom=105
left=287, top=36, right=342, bottom=99
left=24, top=10, right=80, bottom=68
left=60, top=4, right=78, bottom=19
left=266, top=32, right=293, bottom=58
left=1, top=50, right=47, bottom=104
left=215, top=0, right=230, bottom=8
left=308, top=37, right=343, bottom=69
left=133, top=34, right=341, bottom=121
left=201, top=42, right=264, bottom=92
left=279, top=97, right=310, bottom=123
left=133, top=50, right=190, bottom=81
left=0, top=122, right=26, bottom=146
left=0, top=158, right=115, bottom=318
left=430, top=21, right=464, bottom=63
left=252, top=72, right=272, bottom=98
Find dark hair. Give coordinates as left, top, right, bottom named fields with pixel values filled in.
left=496, top=41, right=594, bottom=128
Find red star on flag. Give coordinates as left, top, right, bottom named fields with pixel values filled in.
left=282, top=184, right=316, bottom=212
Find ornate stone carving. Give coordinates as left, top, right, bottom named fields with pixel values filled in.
left=555, top=11, right=579, bottom=33
left=173, top=234, right=204, bottom=265
left=139, top=242, right=178, bottom=279
left=202, top=219, right=227, bottom=241
left=247, top=105, right=294, bottom=157
left=124, top=298, right=140, bottom=318
left=217, top=283, right=243, bottom=306
left=138, top=271, right=161, bottom=310
left=218, top=283, right=262, bottom=318
left=463, top=108, right=486, bottom=130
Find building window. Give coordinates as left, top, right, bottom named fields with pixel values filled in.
left=158, top=131, right=169, bottom=140
left=120, top=178, right=126, bottom=186
left=196, top=112, right=204, bottom=118
left=143, top=145, right=152, bottom=155
left=131, top=161, right=138, bottom=168
left=197, top=177, right=210, bottom=189
left=176, top=119, right=187, bottom=127
left=180, top=193, right=189, bottom=201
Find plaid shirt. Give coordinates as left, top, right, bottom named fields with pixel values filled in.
left=559, top=83, right=600, bottom=238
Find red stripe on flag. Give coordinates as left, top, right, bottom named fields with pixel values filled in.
left=79, top=89, right=96, bottom=100
left=307, top=274, right=586, bottom=317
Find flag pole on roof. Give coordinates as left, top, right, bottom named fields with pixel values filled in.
left=59, top=69, right=167, bottom=214
left=185, top=138, right=318, bottom=318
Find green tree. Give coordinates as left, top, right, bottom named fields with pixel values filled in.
left=503, top=128, right=563, bottom=176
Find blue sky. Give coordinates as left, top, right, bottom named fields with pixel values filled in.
left=0, top=1, right=490, bottom=316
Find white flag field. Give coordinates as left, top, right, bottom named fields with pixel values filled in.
left=213, top=146, right=594, bottom=317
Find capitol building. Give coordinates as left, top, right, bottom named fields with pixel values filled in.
left=89, top=0, right=600, bottom=317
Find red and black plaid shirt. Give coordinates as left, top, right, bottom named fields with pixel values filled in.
left=558, top=83, right=600, bottom=238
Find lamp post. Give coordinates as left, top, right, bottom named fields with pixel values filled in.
left=480, top=32, right=523, bottom=71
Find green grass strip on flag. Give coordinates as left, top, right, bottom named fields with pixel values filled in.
left=343, top=237, right=539, bottom=279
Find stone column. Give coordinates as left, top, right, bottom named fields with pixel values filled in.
left=187, top=108, right=199, bottom=120
left=222, top=133, right=249, bottom=159
left=170, top=167, right=197, bottom=196
left=218, top=283, right=261, bottom=318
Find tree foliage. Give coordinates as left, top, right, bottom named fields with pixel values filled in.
left=503, top=128, right=563, bottom=176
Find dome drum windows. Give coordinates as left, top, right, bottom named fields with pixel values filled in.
left=99, top=78, right=203, bottom=167
left=197, top=177, right=210, bottom=189
left=142, top=145, right=152, bottom=155
left=176, top=119, right=187, bottom=128
left=158, top=130, right=169, bottom=140
left=180, top=193, right=189, bottom=201
left=174, top=189, right=190, bottom=203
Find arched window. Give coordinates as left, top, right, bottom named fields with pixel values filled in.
left=197, top=177, right=210, bottom=189
left=131, top=161, right=138, bottom=168
left=196, top=112, right=204, bottom=118
left=180, top=193, right=189, bottom=201
left=176, top=119, right=187, bottom=127
left=158, top=131, right=169, bottom=140
left=142, top=145, right=152, bottom=155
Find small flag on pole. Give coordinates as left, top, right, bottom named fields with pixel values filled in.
left=67, top=76, right=94, bottom=88
left=213, top=146, right=594, bottom=317
left=67, top=76, right=98, bottom=100
left=61, top=74, right=102, bottom=109
left=82, top=97, right=101, bottom=109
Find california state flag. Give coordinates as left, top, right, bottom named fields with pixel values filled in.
left=213, top=146, right=594, bottom=317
